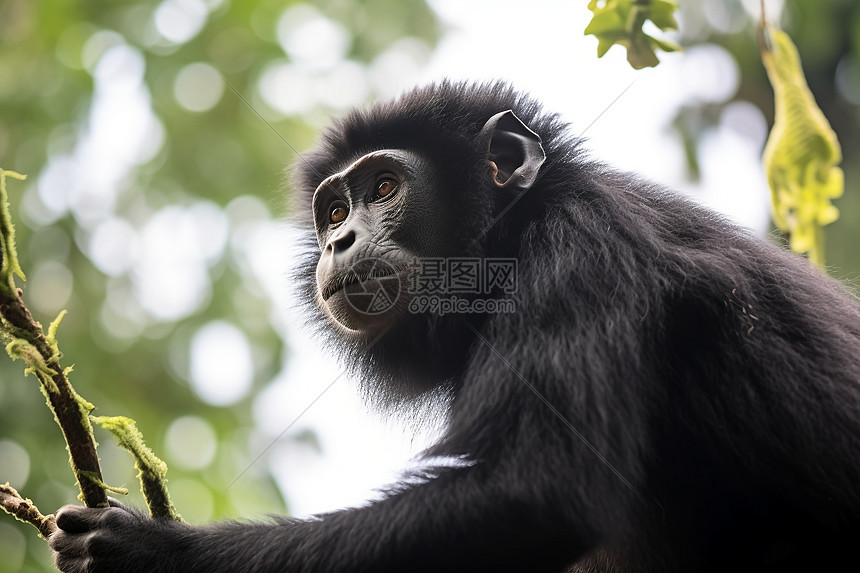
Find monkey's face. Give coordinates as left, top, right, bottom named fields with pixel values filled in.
left=312, top=149, right=445, bottom=336
left=309, top=109, right=545, bottom=339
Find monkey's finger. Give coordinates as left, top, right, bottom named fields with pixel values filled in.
left=107, top=496, right=129, bottom=511
left=54, top=504, right=111, bottom=533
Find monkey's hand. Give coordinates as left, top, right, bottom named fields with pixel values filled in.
left=49, top=498, right=193, bottom=573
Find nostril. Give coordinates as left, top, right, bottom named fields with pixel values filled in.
left=331, top=230, right=356, bottom=254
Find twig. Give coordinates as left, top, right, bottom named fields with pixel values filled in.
left=0, top=482, right=56, bottom=538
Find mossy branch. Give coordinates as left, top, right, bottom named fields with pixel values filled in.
left=92, top=416, right=182, bottom=520
left=0, top=168, right=26, bottom=299
left=0, top=482, right=56, bottom=539
left=0, top=168, right=108, bottom=509
left=0, top=167, right=182, bottom=533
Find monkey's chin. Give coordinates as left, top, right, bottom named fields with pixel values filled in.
left=323, top=288, right=404, bottom=337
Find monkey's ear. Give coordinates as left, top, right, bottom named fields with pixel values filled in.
left=480, top=110, right=546, bottom=190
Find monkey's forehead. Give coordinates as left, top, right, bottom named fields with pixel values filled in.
left=317, top=149, right=422, bottom=185
left=332, top=149, right=411, bottom=176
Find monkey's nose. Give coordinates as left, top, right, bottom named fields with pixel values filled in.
left=326, top=230, right=356, bottom=255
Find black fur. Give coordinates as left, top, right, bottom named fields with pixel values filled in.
left=50, top=81, right=860, bottom=572
left=292, top=81, right=582, bottom=407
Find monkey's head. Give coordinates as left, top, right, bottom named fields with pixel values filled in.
left=292, top=82, right=562, bottom=401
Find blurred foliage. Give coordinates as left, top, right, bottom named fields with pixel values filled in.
left=2, top=0, right=860, bottom=571
left=0, top=0, right=438, bottom=571
left=672, top=0, right=860, bottom=276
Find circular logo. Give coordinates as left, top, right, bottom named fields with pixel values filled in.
left=342, top=258, right=402, bottom=317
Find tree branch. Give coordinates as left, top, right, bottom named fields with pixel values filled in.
left=0, top=299, right=109, bottom=508
left=0, top=168, right=107, bottom=509
left=0, top=482, right=56, bottom=539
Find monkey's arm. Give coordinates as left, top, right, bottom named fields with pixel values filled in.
left=49, top=463, right=585, bottom=573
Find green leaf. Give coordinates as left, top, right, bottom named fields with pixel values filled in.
left=583, top=10, right=625, bottom=36
left=650, top=0, right=680, bottom=29
left=761, top=27, right=844, bottom=266
left=583, top=0, right=681, bottom=70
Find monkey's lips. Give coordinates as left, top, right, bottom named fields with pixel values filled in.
left=318, top=259, right=408, bottom=333
left=320, top=269, right=402, bottom=301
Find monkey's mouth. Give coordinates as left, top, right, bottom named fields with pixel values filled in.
left=321, top=267, right=401, bottom=301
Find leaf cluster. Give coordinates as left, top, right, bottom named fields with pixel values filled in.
left=584, top=0, right=682, bottom=69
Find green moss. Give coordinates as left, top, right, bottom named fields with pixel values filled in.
left=91, top=415, right=183, bottom=521
left=0, top=168, right=27, bottom=299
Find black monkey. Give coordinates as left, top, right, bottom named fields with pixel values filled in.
left=50, top=82, right=860, bottom=572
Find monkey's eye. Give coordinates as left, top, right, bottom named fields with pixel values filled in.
left=373, top=177, right=398, bottom=201
left=328, top=200, right=349, bottom=224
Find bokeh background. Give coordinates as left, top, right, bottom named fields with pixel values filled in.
left=1, top=0, right=858, bottom=570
